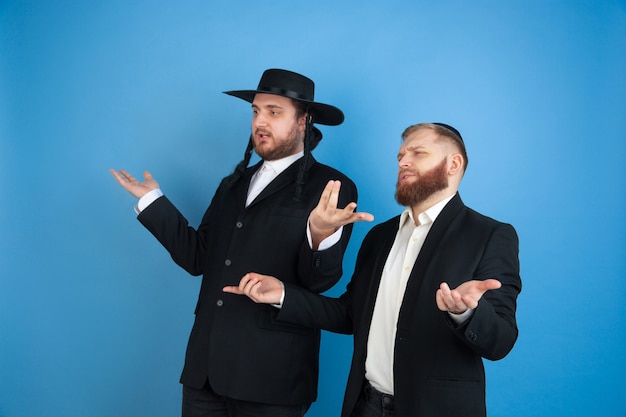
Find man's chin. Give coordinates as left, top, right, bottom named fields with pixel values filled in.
left=253, top=145, right=272, bottom=159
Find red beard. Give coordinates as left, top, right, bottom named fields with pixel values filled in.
left=395, top=157, right=448, bottom=207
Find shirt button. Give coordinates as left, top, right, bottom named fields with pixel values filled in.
left=236, top=221, right=243, bottom=228
left=225, top=259, right=231, bottom=266
left=216, top=300, right=223, bottom=307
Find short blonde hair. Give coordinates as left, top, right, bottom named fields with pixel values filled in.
left=401, top=123, right=468, bottom=171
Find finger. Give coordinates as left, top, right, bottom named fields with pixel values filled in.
left=143, top=171, right=154, bottom=182
left=343, top=211, right=375, bottom=224
left=248, top=280, right=266, bottom=300
left=357, top=211, right=375, bottom=222
left=480, top=279, right=502, bottom=291
left=222, top=286, right=244, bottom=295
left=449, top=289, right=466, bottom=306
left=110, top=169, right=138, bottom=190
left=326, top=180, right=341, bottom=210
left=317, top=180, right=335, bottom=210
left=442, top=284, right=469, bottom=313
left=118, top=169, right=137, bottom=181
left=341, top=202, right=357, bottom=214
left=239, top=274, right=259, bottom=292
left=435, top=289, right=449, bottom=311
left=109, top=169, right=124, bottom=182
left=438, top=282, right=455, bottom=309
left=440, top=282, right=451, bottom=295
left=460, top=294, right=478, bottom=310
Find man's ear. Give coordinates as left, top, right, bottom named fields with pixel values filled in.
left=297, top=113, right=309, bottom=132
left=448, top=154, right=464, bottom=175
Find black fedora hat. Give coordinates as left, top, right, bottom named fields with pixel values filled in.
left=223, top=69, right=344, bottom=126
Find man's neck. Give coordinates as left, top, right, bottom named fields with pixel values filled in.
left=410, top=189, right=457, bottom=223
left=261, top=151, right=304, bottom=174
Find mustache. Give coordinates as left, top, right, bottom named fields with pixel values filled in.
left=398, top=169, right=415, bottom=179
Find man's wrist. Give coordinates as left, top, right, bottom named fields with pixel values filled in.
left=448, top=308, right=474, bottom=324
left=271, top=281, right=286, bottom=309
left=135, top=188, right=163, bottom=214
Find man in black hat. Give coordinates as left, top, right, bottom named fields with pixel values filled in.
left=225, top=122, right=522, bottom=417
left=110, top=69, right=372, bottom=416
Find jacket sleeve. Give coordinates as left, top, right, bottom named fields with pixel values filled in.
left=278, top=281, right=354, bottom=334
left=447, top=222, right=522, bottom=361
left=136, top=175, right=232, bottom=277
left=295, top=176, right=358, bottom=293
left=278, top=219, right=386, bottom=333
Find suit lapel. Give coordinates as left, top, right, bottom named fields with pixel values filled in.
left=360, top=218, right=401, bottom=335
left=236, top=161, right=263, bottom=209
left=396, top=194, right=465, bottom=333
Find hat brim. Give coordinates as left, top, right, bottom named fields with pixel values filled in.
left=224, top=90, right=344, bottom=126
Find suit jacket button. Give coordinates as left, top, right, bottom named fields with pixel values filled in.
left=236, top=221, right=243, bottom=228
left=224, top=259, right=231, bottom=266
left=216, top=300, right=224, bottom=307
left=468, top=330, right=478, bottom=342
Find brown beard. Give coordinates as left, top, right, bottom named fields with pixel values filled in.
left=253, top=128, right=303, bottom=161
left=395, top=157, right=449, bottom=207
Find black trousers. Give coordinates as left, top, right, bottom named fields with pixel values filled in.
left=350, top=381, right=395, bottom=417
left=182, top=382, right=310, bottom=417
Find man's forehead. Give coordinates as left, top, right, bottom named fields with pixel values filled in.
left=251, top=93, right=294, bottom=108
left=403, top=128, right=438, bottom=146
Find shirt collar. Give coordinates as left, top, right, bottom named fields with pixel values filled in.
left=399, top=194, right=456, bottom=229
left=262, top=151, right=304, bottom=176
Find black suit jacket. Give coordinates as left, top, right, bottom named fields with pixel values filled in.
left=138, top=156, right=358, bottom=405
left=279, top=194, right=521, bottom=417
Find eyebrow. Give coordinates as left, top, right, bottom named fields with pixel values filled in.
left=402, top=144, right=426, bottom=153
left=251, top=103, right=285, bottom=110
left=397, top=144, right=427, bottom=158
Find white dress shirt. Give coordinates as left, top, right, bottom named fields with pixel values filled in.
left=365, top=194, right=471, bottom=395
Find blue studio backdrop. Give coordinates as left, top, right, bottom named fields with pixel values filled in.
left=1, top=1, right=625, bottom=416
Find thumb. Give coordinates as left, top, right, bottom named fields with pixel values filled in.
left=480, top=279, right=502, bottom=291
left=223, top=285, right=243, bottom=295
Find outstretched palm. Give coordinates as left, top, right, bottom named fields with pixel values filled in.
left=110, top=169, right=160, bottom=199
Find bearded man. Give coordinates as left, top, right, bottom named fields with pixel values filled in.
left=225, top=122, right=522, bottom=417
left=111, top=69, right=373, bottom=417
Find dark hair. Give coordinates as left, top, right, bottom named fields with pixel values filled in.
left=223, top=135, right=254, bottom=189
left=294, top=109, right=314, bottom=201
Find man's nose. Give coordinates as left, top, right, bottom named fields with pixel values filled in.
left=398, top=156, right=410, bottom=168
left=253, top=113, right=267, bottom=128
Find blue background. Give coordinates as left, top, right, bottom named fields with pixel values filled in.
left=1, top=1, right=625, bottom=416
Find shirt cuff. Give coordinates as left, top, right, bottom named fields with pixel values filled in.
left=134, top=188, right=164, bottom=214
left=306, top=219, right=343, bottom=251
left=448, top=308, right=474, bottom=324
left=271, top=281, right=286, bottom=309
